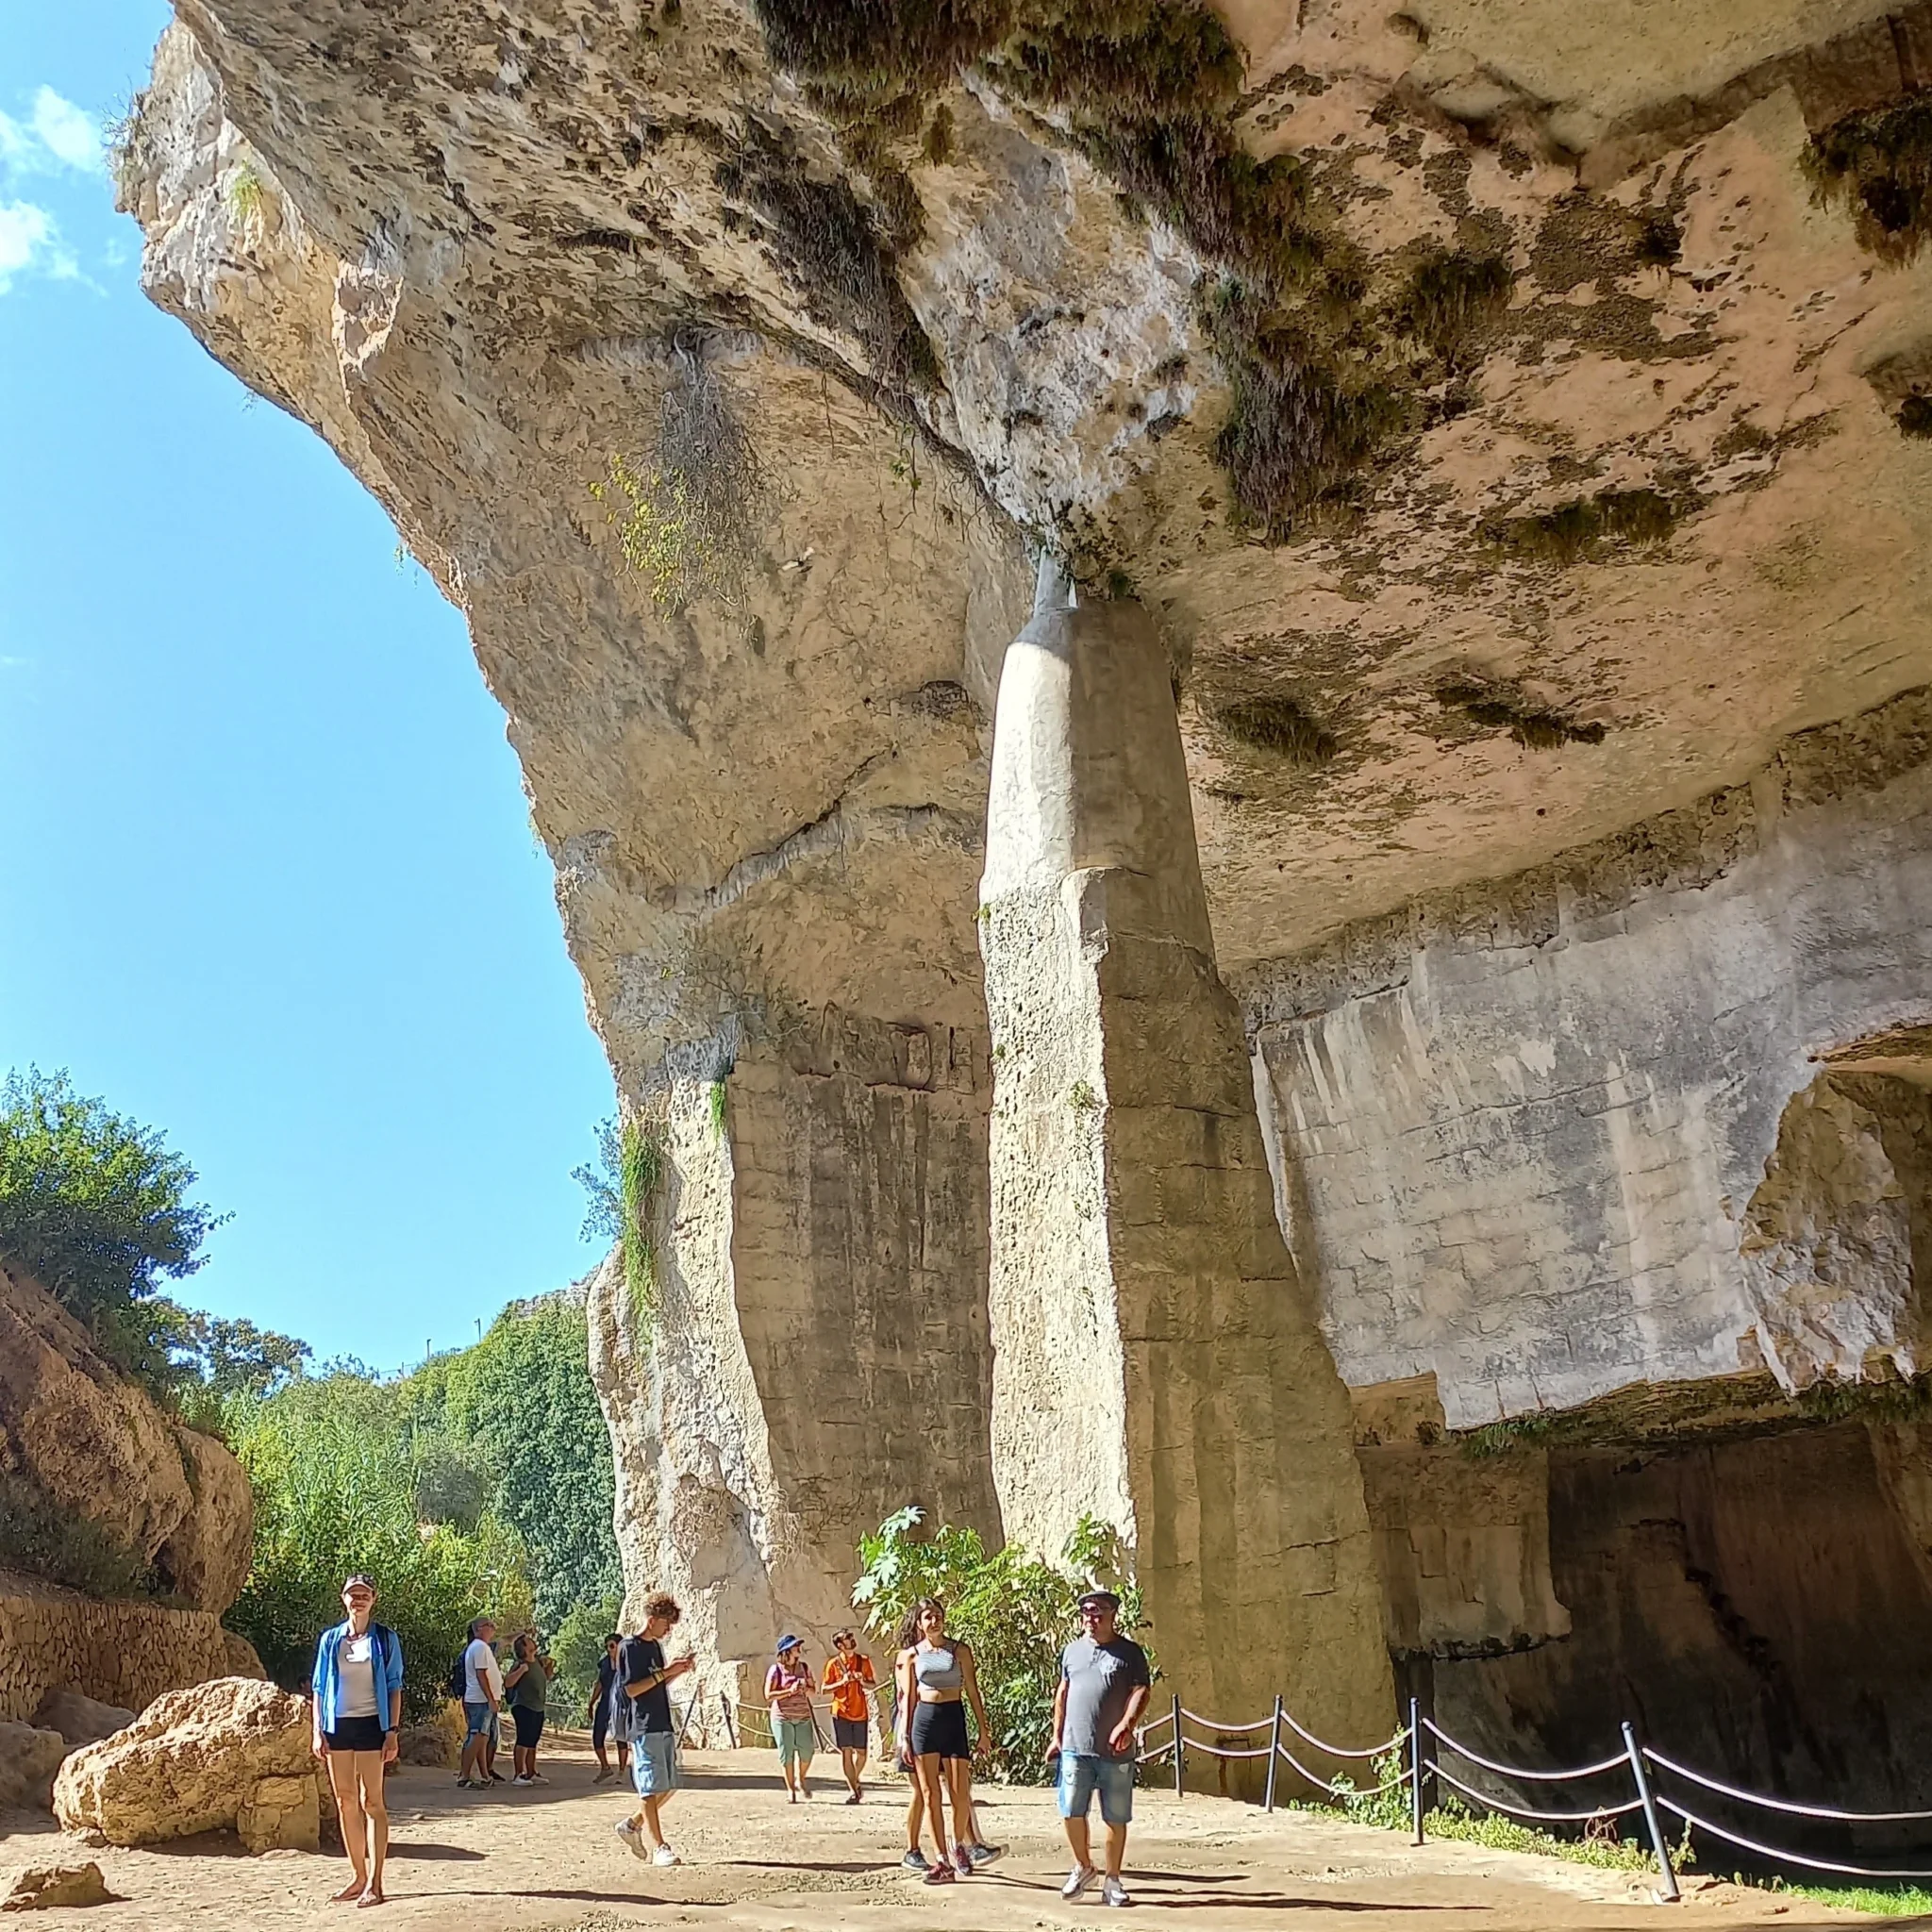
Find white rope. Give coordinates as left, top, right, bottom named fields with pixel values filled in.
left=1181, top=1736, right=1276, bottom=1760
left=1280, top=1740, right=1411, bottom=1796
left=1139, top=1709, right=1174, bottom=1735
left=1180, top=1706, right=1274, bottom=1734
left=1281, top=1708, right=1410, bottom=1761
left=1645, top=1749, right=1932, bottom=1824
left=1425, top=1720, right=1630, bottom=1785
left=1429, top=1757, right=1645, bottom=1825
left=1657, top=1797, right=1932, bottom=1881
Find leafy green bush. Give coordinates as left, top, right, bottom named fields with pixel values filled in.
left=852, top=1507, right=1144, bottom=1783
left=0, top=1068, right=225, bottom=1387
left=551, top=1592, right=623, bottom=1713
left=575, top=1115, right=665, bottom=1330
left=221, top=1373, right=533, bottom=1720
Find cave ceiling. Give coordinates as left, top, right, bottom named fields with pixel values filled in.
left=132, top=0, right=1932, bottom=1058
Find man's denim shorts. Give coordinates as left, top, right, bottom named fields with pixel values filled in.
left=1058, top=1749, right=1135, bottom=1826
left=463, top=1699, right=493, bottom=1740
left=631, top=1731, right=679, bottom=1796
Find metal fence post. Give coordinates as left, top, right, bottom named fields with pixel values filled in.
left=721, top=1692, right=737, bottom=1750
left=1173, top=1693, right=1185, bottom=1798
left=1264, top=1695, right=1283, bottom=1813
left=1622, top=1721, right=1681, bottom=1903
left=1409, top=1698, right=1425, bottom=1846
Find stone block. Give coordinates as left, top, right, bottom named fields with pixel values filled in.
left=237, top=1773, right=321, bottom=1853
left=0, top=1724, right=68, bottom=1812
left=1, top=1864, right=109, bottom=1912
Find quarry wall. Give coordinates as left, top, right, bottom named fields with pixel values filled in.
left=1248, top=687, right=1932, bottom=1428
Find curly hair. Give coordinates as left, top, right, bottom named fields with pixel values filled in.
left=641, top=1591, right=682, bottom=1625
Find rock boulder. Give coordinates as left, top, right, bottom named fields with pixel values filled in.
left=0, top=1266, right=251, bottom=1612
left=0, top=1724, right=68, bottom=1812
left=30, top=1689, right=132, bottom=1750
left=52, top=1676, right=315, bottom=1848
left=0, top=1864, right=109, bottom=1913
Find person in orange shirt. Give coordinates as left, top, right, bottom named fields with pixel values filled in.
left=822, top=1628, right=876, bottom=1804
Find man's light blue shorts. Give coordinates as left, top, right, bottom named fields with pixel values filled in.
left=631, top=1731, right=680, bottom=1796
left=463, top=1700, right=492, bottom=1740
left=1058, top=1750, right=1135, bottom=1826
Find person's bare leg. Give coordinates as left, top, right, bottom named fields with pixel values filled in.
left=639, top=1790, right=675, bottom=1852
left=841, top=1745, right=864, bottom=1796
left=458, top=1732, right=482, bottom=1784
left=325, top=1753, right=367, bottom=1900
left=1064, top=1812, right=1093, bottom=1872
left=1103, top=1822, right=1127, bottom=1879
left=944, top=1758, right=973, bottom=1861
left=357, top=1755, right=389, bottom=1904
left=906, top=1762, right=924, bottom=1851
left=915, top=1756, right=948, bottom=1862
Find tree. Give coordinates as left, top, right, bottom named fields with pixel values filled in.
left=397, top=1297, right=621, bottom=1628
left=851, top=1508, right=1147, bottom=1783
left=0, top=1068, right=226, bottom=1385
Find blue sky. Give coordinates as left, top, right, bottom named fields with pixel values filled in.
left=0, top=2, right=616, bottom=1369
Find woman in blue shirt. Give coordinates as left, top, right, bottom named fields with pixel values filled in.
left=311, top=1574, right=404, bottom=1907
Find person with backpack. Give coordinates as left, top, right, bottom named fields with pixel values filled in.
left=456, top=1617, right=504, bottom=1790
left=311, top=1574, right=404, bottom=1907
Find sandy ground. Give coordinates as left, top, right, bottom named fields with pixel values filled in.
left=0, top=1730, right=1870, bottom=1929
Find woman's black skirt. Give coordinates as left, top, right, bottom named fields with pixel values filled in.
left=908, top=1699, right=971, bottom=1760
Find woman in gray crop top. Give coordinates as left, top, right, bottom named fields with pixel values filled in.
left=895, top=1599, right=992, bottom=1884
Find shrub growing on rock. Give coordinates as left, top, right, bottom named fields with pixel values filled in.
left=853, top=1507, right=1146, bottom=1782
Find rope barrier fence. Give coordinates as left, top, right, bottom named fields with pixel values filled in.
left=1113, top=1686, right=1932, bottom=1900
left=669, top=1669, right=1932, bottom=1897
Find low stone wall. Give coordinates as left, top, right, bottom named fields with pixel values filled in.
left=0, top=1571, right=263, bottom=1723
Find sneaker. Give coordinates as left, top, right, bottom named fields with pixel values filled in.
left=615, top=1820, right=649, bottom=1861
left=486, top=1771, right=508, bottom=1783
left=512, top=1775, right=533, bottom=1786
left=591, top=1766, right=613, bottom=1784
left=1062, top=1864, right=1097, bottom=1900
left=1100, top=1875, right=1131, bottom=1907
left=900, top=1850, right=929, bottom=1874
left=952, top=1845, right=972, bottom=1876
left=967, top=1842, right=1004, bottom=1868
left=844, top=1791, right=861, bottom=1806
left=528, top=1772, right=549, bottom=1784
left=652, top=1844, right=682, bottom=1868
left=923, top=1863, right=958, bottom=1886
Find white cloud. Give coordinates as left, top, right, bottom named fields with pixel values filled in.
left=0, top=200, right=77, bottom=291
left=0, top=87, right=104, bottom=178
left=31, top=89, right=102, bottom=173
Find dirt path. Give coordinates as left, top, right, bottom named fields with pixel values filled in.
left=1, top=1732, right=1865, bottom=1929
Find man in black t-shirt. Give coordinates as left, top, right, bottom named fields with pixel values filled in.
left=613, top=1592, right=695, bottom=1867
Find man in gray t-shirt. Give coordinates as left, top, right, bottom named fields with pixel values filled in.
left=1046, top=1592, right=1151, bottom=1907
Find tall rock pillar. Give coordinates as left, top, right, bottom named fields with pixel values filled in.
left=978, top=564, right=1391, bottom=1759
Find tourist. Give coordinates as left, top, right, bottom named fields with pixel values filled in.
left=504, top=1630, right=555, bottom=1785
left=892, top=1607, right=930, bottom=1874
left=310, top=1574, right=403, bottom=1908
left=822, top=1628, right=875, bottom=1803
left=458, top=1616, right=503, bottom=1790
left=896, top=1597, right=991, bottom=1884
left=613, top=1591, right=696, bottom=1867
left=766, top=1635, right=817, bottom=1802
left=1046, top=1589, right=1151, bottom=1907
left=590, top=1631, right=622, bottom=1783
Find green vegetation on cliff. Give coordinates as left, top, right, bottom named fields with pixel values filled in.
left=0, top=1067, right=227, bottom=1388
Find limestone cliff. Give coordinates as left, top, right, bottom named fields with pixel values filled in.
left=125, top=0, right=1932, bottom=1790
left=0, top=1265, right=253, bottom=1615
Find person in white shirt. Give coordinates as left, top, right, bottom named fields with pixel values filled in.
left=458, top=1617, right=504, bottom=1790
left=310, top=1574, right=403, bottom=1907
